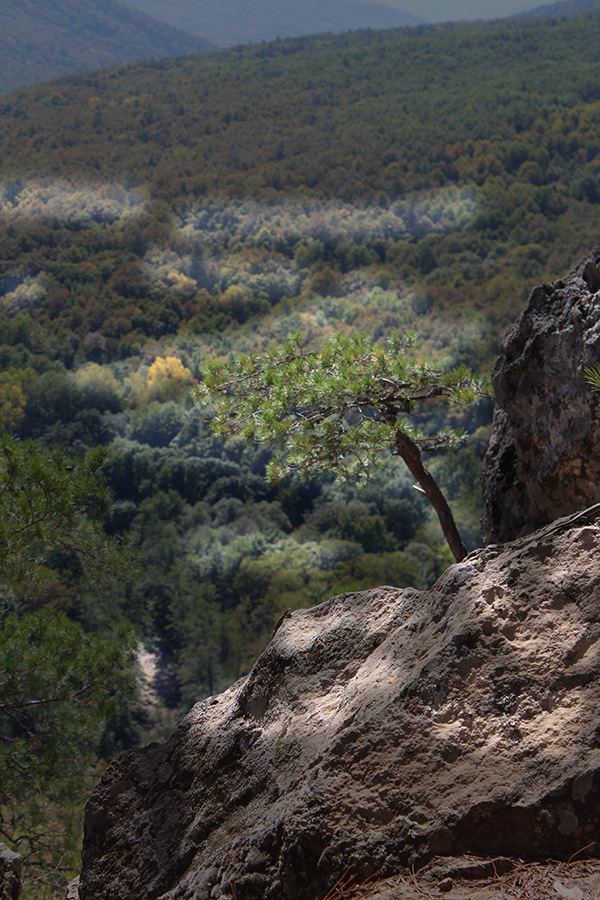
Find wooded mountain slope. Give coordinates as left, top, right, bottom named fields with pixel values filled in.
left=2, top=15, right=600, bottom=206
left=0, top=0, right=214, bottom=95
left=2, top=12, right=600, bottom=356
left=4, top=16, right=600, bottom=893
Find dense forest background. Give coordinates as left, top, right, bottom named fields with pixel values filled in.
left=3, top=9, right=600, bottom=894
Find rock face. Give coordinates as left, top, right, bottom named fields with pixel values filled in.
left=79, top=513, right=600, bottom=900
left=0, top=844, right=21, bottom=900
left=481, top=248, right=600, bottom=543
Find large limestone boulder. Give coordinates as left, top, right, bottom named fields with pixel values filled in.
left=79, top=513, right=600, bottom=900
left=481, top=248, right=600, bottom=543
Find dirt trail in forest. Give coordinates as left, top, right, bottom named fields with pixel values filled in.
left=134, top=646, right=180, bottom=739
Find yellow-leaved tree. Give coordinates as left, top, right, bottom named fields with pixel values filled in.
left=145, top=355, right=191, bottom=403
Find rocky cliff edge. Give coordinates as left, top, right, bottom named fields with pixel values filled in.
left=79, top=510, right=600, bottom=900
left=481, top=248, right=600, bottom=543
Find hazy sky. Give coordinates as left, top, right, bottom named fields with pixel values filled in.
left=397, top=0, right=533, bottom=21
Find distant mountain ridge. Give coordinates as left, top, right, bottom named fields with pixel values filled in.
left=0, top=0, right=214, bottom=95
left=119, top=0, right=425, bottom=48
left=519, top=0, right=600, bottom=17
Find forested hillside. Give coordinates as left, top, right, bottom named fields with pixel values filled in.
left=3, top=13, right=600, bottom=893
left=0, top=0, right=214, bottom=95
left=4, top=8, right=600, bottom=687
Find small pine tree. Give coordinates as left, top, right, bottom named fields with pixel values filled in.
left=193, top=332, right=490, bottom=563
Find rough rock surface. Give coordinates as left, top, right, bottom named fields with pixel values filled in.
left=481, top=248, right=600, bottom=543
left=0, top=844, right=21, bottom=900
left=80, top=513, right=600, bottom=900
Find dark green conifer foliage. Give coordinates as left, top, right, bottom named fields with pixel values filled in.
left=0, top=436, right=128, bottom=590
left=0, top=434, right=135, bottom=895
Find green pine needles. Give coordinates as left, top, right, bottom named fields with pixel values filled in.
left=0, top=434, right=136, bottom=892
left=193, top=332, right=490, bottom=562
left=0, top=436, right=129, bottom=595
left=585, top=364, right=600, bottom=394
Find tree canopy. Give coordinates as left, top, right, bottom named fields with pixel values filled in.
left=0, top=434, right=135, bottom=894
left=0, top=436, right=129, bottom=598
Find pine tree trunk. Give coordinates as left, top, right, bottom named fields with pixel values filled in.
left=394, top=430, right=468, bottom=563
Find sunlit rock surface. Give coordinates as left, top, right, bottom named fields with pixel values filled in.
left=79, top=517, right=600, bottom=900
left=481, top=248, right=600, bottom=543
